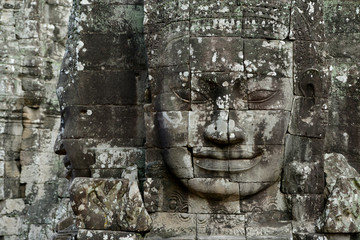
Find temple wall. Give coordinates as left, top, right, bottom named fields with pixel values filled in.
left=0, top=0, right=72, bottom=239
left=1, top=0, right=360, bottom=239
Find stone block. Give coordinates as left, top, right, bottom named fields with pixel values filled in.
left=78, top=4, right=144, bottom=34
left=63, top=105, right=145, bottom=143
left=190, top=37, right=243, bottom=72
left=290, top=0, right=325, bottom=41
left=61, top=70, right=146, bottom=105
left=190, top=72, right=247, bottom=111
left=230, top=110, right=290, bottom=145
left=4, top=160, right=20, bottom=178
left=0, top=178, right=3, bottom=200
left=146, top=111, right=188, bottom=148
left=77, top=230, right=142, bottom=240
left=293, top=233, right=328, bottom=240
left=70, top=178, right=151, bottom=232
left=145, top=22, right=190, bottom=68
left=145, top=212, right=195, bottom=240
left=197, top=214, right=246, bottom=239
left=240, top=181, right=287, bottom=213
left=330, top=62, right=360, bottom=97
left=26, top=183, right=59, bottom=224
left=323, top=153, right=360, bottom=194
left=291, top=194, right=324, bottom=221
left=144, top=0, right=189, bottom=25
left=4, top=178, right=21, bottom=199
left=244, top=39, right=293, bottom=77
left=188, top=110, right=228, bottom=147
left=162, top=147, right=193, bottom=179
left=145, top=148, right=168, bottom=178
left=0, top=160, right=4, bottom=177
left=324, top=1, right=360, bottom=36
left=188, top=182, right=240, bottom=214
left=61, top=139, right=95, bottom=169
left=284, top=134, right=324, bottom=163
left=0, top=216, right=22, bottom=236
left=228, top=145, right=284, bottom=184
left=78, top=33, right=146, bottom=70
left=319, top=177, right=360, bottom=233
left=90, top=168, right=124, bottom=178
left=190, top=18, right=242, bottom=37
left=282, top=155, right=324, bottom=194
left=247, top=76, right=293, bottom=111
left=148, top=65, right=191, bottom=111
left=78, top=0, right=143, bottom=5
left=20, top=127, right=40, bottom=151
left=20, top=152, right=59, bottom=184
left=242, top=0, right=291, bottom=40
left=289, top=97, right=328, bottom=138
left=0, top=199, right=25, bottom=215
left=325, top=125, right=360, bottom=171
left=189, top=0, right=242, bottom=37
left=144, top=177, right=188, bottom=213
left=245, top=211, right=292, bottom=240
left=90, top=147, right=144, bottom=169
left=294, top=41, right=330, bottom=97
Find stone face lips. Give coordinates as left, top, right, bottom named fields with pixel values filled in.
left=70, top=177, right=152, bottom=232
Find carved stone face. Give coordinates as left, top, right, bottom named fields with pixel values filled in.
left=148, top=32, right=294, bottom=199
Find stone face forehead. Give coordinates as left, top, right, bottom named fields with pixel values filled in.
left=144, top=0, right=291, bottom=40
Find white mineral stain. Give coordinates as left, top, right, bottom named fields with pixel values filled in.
left=336, top=75, right=348, bottom=83
left=212, top=51, right=218, bottom=63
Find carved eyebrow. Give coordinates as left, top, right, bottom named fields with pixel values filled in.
left=247, top=89, right=278, bottom=103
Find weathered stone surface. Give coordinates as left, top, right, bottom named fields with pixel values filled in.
left=290, top=0, right=325, bottom=41
left=63, top=106, right=144, bottom=141
left=197, top=214, right=246, bottom=239
left=293, top=233, right=328, bottom=240
left=145, top=212, right=195, bottom=240
left=293, top=41, right=330, bottom=97
left=77, top=230, right=142, bottom=240
left=291, top=194, right=324, bottom=221
left=242, top=0, right=291, bottom=40
left=244, top=39, right=293, bottom=77
left=144, top=177, right=188, bottom=213
left=241, top=181, right=287, bottom=213
left=319, top=177, right=360, bottom=233
left=146, top=111, right=188, bottom=148
left=145, top=22, right=190, bottom=68
left=59, top=70, right=147, bottom=105
left=188, top=185, right=240, bottom=214
left=282, top=135, right=325, bottom=194
left=190, top=37, right=244, bottom=72
left=148, top=65, right=190, bottom=111
left=246, top=212, right=292, bottom=240
left=289, top=97, right=328, bottom=138
left=70, top=177, right=152, bottom=232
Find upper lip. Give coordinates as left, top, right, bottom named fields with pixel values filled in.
left=192, top=148, right=262, bottom=160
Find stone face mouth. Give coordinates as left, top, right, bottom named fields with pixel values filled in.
left=192, top=148, right=262, bottom=172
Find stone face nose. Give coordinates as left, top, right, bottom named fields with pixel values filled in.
left=204, top=113, right=244, bottom=145
left=54, top=132, right=66, bottom=155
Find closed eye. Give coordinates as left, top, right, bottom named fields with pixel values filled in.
left=171, top=88, right=208, bottom=104
left=248, top=89, right=277, bottom=103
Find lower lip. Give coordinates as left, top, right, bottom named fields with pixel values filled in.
left=194, top=156, right=262, bottom=172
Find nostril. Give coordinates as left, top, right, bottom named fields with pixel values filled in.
left=204, top=122, right=229, bottom=145
left=228, top=131, right=244, bottom=144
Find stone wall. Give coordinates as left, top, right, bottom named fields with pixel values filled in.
left=0, top=0, right=72, bottom=239
left=1, top=0, right=360, bottom=240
